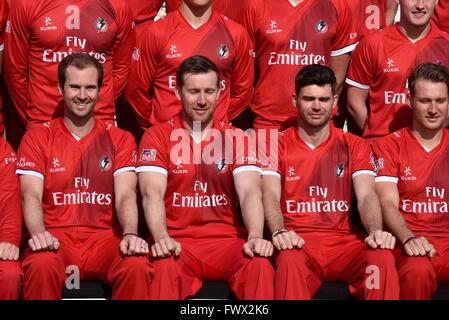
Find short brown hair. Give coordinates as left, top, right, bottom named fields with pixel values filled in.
left=408, top=62, right=449, bottom=97
left=176, top=55, right=220, bottom=88
left=58, top=53, right=103, bottom=89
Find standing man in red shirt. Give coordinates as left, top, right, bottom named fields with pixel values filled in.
left=240, top=0, right=357, bottom=130
left=16, top=53, right=153, bottom=300
left=335, top=0, right=398, bottom=131
left=374, top=63, right=449, bottom=299
left=125, top=0, right=254, bottom=129
left=0, top=138, right=22, bottom=300
left=262, top=64, right=399, bottom=299
left=346, top=0, right=449, bottom=140
left=137, top=55, right=274, bottom=299
left=4, top=0, right=134, bottom=146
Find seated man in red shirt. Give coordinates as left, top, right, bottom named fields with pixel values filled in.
left=262, top=64, right=399, bottom=299
left=16, top=53, right=153, bottom=300
left=137, top=55, right=274, bottom=299
left=0, top=138, right=23, bottom=300
left=374, top=62, right=449, bottom=299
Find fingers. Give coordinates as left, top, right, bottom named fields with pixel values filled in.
left=0, top=243, right=20, bottom=261
left=243, top=242, right=254, bottom=258
left=151, top=237, right=181, bottom=258
left=28, top=232, right=58, bottom=252
left=7, top=247, right=17, bottom=261
left=404, top=237, right=436, bottom=257
left=245, top=239, right=274, bottom=258
left=367, top=231, right=396, bottom=250
left=174, top=241, right=182, bottom=256
left=365, top=235, right=378, bottom=249
left=273, top=231, right=304, bottom=251
left=119, top=239, right=129, bottom=255
left=122, top=236, right=150, bottom=256
left=373, top=230, right=385, bottom=246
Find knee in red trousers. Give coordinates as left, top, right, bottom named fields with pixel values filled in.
left=229, top=256, right=275, bottom=300
left=398, top=255, right=436, bottom=300
left=274, top=249, right=313, bottom=300
left=149, top=256, right=200, bottom=300
left=22, top=251, right=66, bottom=300
left=353, top=249, right=400, bottom=300
left=0, top=261, right=23, bottom=300
left=109, top=255, right=153, bottom=300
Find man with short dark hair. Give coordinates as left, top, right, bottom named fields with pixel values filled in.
left=262, top=64, right=399, bottom=299
left=374, top=62, right=449, bottom=299
left=137, top=55, right=274, bottom=299
left=17, top=53, right=153, bottom=300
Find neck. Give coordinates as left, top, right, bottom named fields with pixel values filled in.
left=296, top=121, right=331, bottom=147
left=63, top=115, right=95, bottom=139
left=289, top=0, right=303, bottom=6
left=182, top=116, right=213, bottom=142
left=411, top=124, right=443, bottom=151
left=180, top=1, right=212, bottom=28
left=397, top=20, right=431, bottom=42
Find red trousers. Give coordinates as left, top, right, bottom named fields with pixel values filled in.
left=149, top=237, right=275, bottom=300
left=274, top=232, right=400, bottom=300
left=0, top=261, right=23, bottom=300
left=22, top=229, right=153, bottom=300
left=394, top=235, right=449, bottom=300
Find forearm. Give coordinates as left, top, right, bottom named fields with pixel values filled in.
left=142, top=192, right=169, bottom=241
left=330, top=54, right=350, bottom=95
left=262, top=191, right=285, bottom=235
left=240, top=191, right=264, bottom=239
left=382, top=202, right=414, bottom=243
left=116, top=189, right=139, bottom=234
left=22, top=194, right=45, bottom=235
left=358, top=192, right=383, bottom=234
left=347, top=101, right=367, bottom=131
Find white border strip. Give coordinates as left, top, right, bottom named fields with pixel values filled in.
left=352, top=170, right=375, bottom=178
left=0, top=44, right=4, bottom=51
left=345, top=78, right=370, bottom=90
left=375, top=176, right=398, bottom=183
left=113, top=166, right=135, bottom=176
left=16, top=169, right=44, bottom=179
left=331, top=42, right=358, bottom=56
left=232, top=165, right=262, bottom=176
left=136, top=165, right=168, bottom=175
left=262, top=170, right=281, bottom=178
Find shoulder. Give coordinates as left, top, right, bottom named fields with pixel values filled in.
left=0, top=139, right=15, bottom=162
left=23, top=122, right=52, bottom=142
left=220, top=13, right=248, bottom=34
left=101, top=120, right=136, bottom=145
left=373, top=129, right=404, bottom=151
left=141, top=119, right=174, bottom=143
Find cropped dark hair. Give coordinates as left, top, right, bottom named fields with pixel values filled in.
left=176, top=55, right=220, bottom=88
left=294, top=64, right=336, bottom=95
left=408, top=62, right=449, bottom=97
left=58, top=53, right=103, bottom=89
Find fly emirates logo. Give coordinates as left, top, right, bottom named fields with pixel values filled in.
left=268, top=40, right=325, bottom=66
left=43, top=36, right=107, bottom=63
left=52, top=177, right=112, bottom=206
left=285, top=186, right=349, bottom=213
left=402, top=187, right=449, bottom=213
left=172, top=180, right=228, bottom=208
